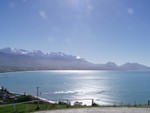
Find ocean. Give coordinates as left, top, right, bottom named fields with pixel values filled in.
left=0, top=70, right=150, bottom=105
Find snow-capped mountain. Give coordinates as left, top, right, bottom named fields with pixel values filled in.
left=0, top=47, right=85, bottom=60
left=0, top=47, right=29, bottom=55
left=0, top=47, right=49, bottom=56
left=0, top=47, right=149, bottom=71
left=0, top=47, right=89, bottom=70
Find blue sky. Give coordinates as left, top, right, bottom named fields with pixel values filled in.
left=0, top=0, right=150, bottom=66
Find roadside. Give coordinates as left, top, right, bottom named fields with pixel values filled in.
left=34, top=107, right=150, bottom=113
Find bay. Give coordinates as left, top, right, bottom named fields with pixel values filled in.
left=0, top=70, right=150, bottom=105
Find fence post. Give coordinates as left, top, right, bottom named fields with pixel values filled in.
left=13, top=104, right=16, bottom=113
left=92, top=99, right=94, bottom=106
left=66, top=100, right=71, bottom=107
left=134, top=101, right=136, bottom=106
left=148, top=100, right=150, bottom=105
left=114, top=102, right=116, bottom=107
left=36, top=87, right=40, bottom=109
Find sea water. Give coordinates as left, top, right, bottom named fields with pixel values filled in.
left=0, top=70, right=150, bottom=105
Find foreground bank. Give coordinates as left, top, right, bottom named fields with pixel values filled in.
left=34, top=107, right=150, bottom=113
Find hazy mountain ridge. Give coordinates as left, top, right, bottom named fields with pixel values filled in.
left=0, top=47, right=150, bottom=71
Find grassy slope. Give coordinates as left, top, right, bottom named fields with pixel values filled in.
left=0, top=103, right=69, bottom=113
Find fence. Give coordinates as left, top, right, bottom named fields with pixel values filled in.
left=54, top=98, right=150, bottom=107
left=1, top=99, right=150, bottom=113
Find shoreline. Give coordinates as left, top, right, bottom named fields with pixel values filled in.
left=0, top=87, right=55, bottom=105
left=1, top=88, right=150, bottom=107
left=1, top=71, right=150, bottom=107
left=31, top=94, right=55, bottom=104
left=1, top=69, right=150, bottom=75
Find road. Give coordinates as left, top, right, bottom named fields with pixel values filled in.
left=34, top=107, right=150, bottom=113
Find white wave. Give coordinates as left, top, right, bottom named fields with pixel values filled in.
left=41, top=89, right=106, bottom=95
left=54, top=91, right=77, bottom=94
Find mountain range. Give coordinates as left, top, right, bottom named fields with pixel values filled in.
left=0, top=47, right=150, bottom=72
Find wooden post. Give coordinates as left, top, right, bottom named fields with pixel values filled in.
left=114, top=102, right=116, bottom=107
left=13, top=104, right=16, bottom=113
left=92, top=99, right=94, bottom=106
left=148, top=100, right=150, bottom=105
left=134, top=101, right=136, bottom=106
left=36, top=87, right=39, bottom=109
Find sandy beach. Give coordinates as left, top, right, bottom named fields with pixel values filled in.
left=34, top=107, right=150, bottom=113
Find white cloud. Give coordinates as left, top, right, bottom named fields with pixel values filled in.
left=39, top=10, right=47, bottom=20
left=87, top=4, right=94, bottom=11
left=9, top=2, right=15, bottom=8
left=22, top=0, right=27, bottom=2
left=87, top=4, right=94, bottom=15
left=76, top=56, right=81, bottom=59
left=127, top=8, right=134, bottom=15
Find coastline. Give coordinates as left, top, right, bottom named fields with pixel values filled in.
left=1, top=69, right=150, bottom=75
left=1, top=70, right=150, bottom=107
left=31, top=94, right=55, bottom=104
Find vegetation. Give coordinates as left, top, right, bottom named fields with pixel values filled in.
left=1, top=87, right=150, bottom=113
left=1, top=102, right=150, bottom=113
left=0, top=103, right=70, bottom=113
left=0, top=87, right=72, bottom=113
left=0, top=87, right=14, bottom=104
left=0, top=87, right=36, bottom=105
left=0, top=66, right=36, bottom=73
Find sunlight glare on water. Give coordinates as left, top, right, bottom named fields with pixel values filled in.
left=1, top=71, right=150, bottom=105
left=45, top=70, right=102, bottom=74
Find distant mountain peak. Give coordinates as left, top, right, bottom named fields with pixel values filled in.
left=0, top=47, right=149, bottom=71
left=120, top=62, right=150, bottom=70
left=106, top=62, right=117, bottom=66
left=0, top=47, right=29, bottom=55
left=0, top=47, right=86, bottom=61
left=50, top=51, right=66, bottom=56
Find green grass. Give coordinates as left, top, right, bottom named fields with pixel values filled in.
left=0, top=102, right=150, bottom=113
left=0, top=103, right=68, bottom=113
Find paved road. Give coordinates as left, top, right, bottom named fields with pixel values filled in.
left=34, top=107, right=150, bottom=113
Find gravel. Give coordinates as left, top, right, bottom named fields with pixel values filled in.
left=34, top=107, right=150, bottom=113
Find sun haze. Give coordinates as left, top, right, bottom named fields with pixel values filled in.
left=0, top=0, right=150, bottom=65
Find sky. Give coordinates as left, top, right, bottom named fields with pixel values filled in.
left=0, top=0, right=150, bottom=66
